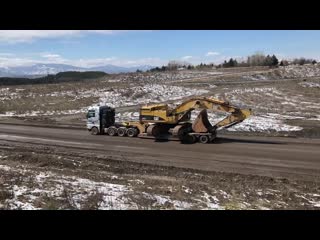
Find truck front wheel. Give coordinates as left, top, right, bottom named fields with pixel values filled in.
left=90, top=127, right=99, bottom=135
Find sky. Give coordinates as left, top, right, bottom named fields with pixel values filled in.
left=0, top=30, right=320, bottom=68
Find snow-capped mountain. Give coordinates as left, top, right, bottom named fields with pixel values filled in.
left=89, top=65, right=136, bottom=74
left=0, top=64, right=155, bottom=77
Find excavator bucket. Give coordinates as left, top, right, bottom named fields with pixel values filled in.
left=192, top=109, right=213, bottom=133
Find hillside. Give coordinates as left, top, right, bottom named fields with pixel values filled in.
left=0, top=71, right=108, bottom=86
left=0, top=64, right=155, bottom=77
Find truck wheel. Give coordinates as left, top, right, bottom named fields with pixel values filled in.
left=199, top=135, right=210, bottom=144
left=181, top=134, right=196, bottom=144
left=107, top=127, right=117, bottom=136
left=117, top=127, right=127, bottom=137
left=90, top=127, right=99, bottom=135
left=127, top=128, right=138, bottom=137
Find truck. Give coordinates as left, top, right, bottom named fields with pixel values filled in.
left=86, top=97, right=251, bottom=144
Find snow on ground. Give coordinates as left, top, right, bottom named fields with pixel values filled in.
left=0, top=165, right=223, bottom=210
left=98, top=84, right=209, bottom=108
left=242, top=65, right=320, bottom=80
left=299, top=82, right=320, bottom=88
left=226, top=115, right=303, bottom=132
left=280, top=65, right=320, bottom=78
left=1, top=84, right=209, bottom=117
left=199, top=111, right=303, bottom=132
left=0, top=165, right=137, bottom=210
left=0, top=108, right=87, bottom=117
left=311, top=201, right=320, bottom=208
left=115, top=71, right=220, bottom=83
left=116, top=112, right=140, bottom=121
left=0, top=88, right=22, bottom=101
left=141, top=191, right=223, bottom=210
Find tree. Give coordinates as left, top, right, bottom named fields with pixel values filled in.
left=312, top=60, right=317, bottom=65
left=228, top=58, right=234, bottom=67
left=279, top=60, right=289, bottom=66
left=247, top=52, right=266, bottom=66
left=222, top=60, right=228, bottom=68
left=271, top=55, right=279, bottom=66
left=264, top=55, right=273, bottom=66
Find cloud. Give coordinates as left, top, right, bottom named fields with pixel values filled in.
left=181, top=56, right=193, bottom=60
left=206, top=51, right=220, bottom=56
left=0, top=30, right=82, bottom=43
left=0, top=54, right=166, bottom=68
left=0, top=53, right=15, bottom=56
left=0, top=56, right=38, bottom=68
left=76, top=57, right=166, bottom=68
left=41, top=53, right=61, bottom=59
left=0, top=30, right=150, bottom=44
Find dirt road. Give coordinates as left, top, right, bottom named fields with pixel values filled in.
left=0, top=123, right=319, bottom=182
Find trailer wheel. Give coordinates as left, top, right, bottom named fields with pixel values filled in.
left=181, top=134, right=196, bottom=144
left=127, top=128, right=138, bottom=137
left=90, top=127, right=99, bottom=135
left=117, top=127, right=127, bottom=137
left=107, top=127, right=117, bottom=136
left=199, top=135, right=210, bottom=144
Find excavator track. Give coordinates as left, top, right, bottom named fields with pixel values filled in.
left=147, top=124, right=171, bottom=137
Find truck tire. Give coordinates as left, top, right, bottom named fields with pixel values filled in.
left=127, top=128, right=138, bottom=137
left=107, top=127, right=117, bottom=136
left=199, top=135, right=210, bottom=144
left=90, top=127, right=99, bottom=135
left=117, top=127, right=127, bottom=137
left=181, top=134, right=196, bottom=144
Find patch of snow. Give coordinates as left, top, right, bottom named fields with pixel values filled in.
left=299, top=82, right=320, bottom=88
left=313, top=202, right=320, bottom=207
left=227, top=115, right=303, bottom=132
left=259, top=206, right=271, bottom=210
left=98, top=84, right=209, bottom=108
left=257, top=191, right=263, bottom=196
left=182, top=186, right=192, bottom=194
left=0, top=164, right=11, bottom=171
left=0, top=108, right=88, bottom=117
left=200, top=192, right=222, bottom=210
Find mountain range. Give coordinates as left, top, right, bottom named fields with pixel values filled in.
left=0, top=64, right=155, bottom=78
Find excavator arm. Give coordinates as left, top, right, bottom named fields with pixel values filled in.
left=139, top=97, right=251, bottom=135
left=169, top=97, right=251, bottom=132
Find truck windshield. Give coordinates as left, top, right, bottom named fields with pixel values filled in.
left=87, top=110, right=95, bottom=118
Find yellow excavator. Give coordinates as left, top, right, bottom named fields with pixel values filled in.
left=87, top=97, right=251, bottom=144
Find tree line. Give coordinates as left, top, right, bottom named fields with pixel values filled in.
left=146, top=53, right=318, bottom=72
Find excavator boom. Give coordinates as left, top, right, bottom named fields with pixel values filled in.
left=139, top=96, right=251, bottom=141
